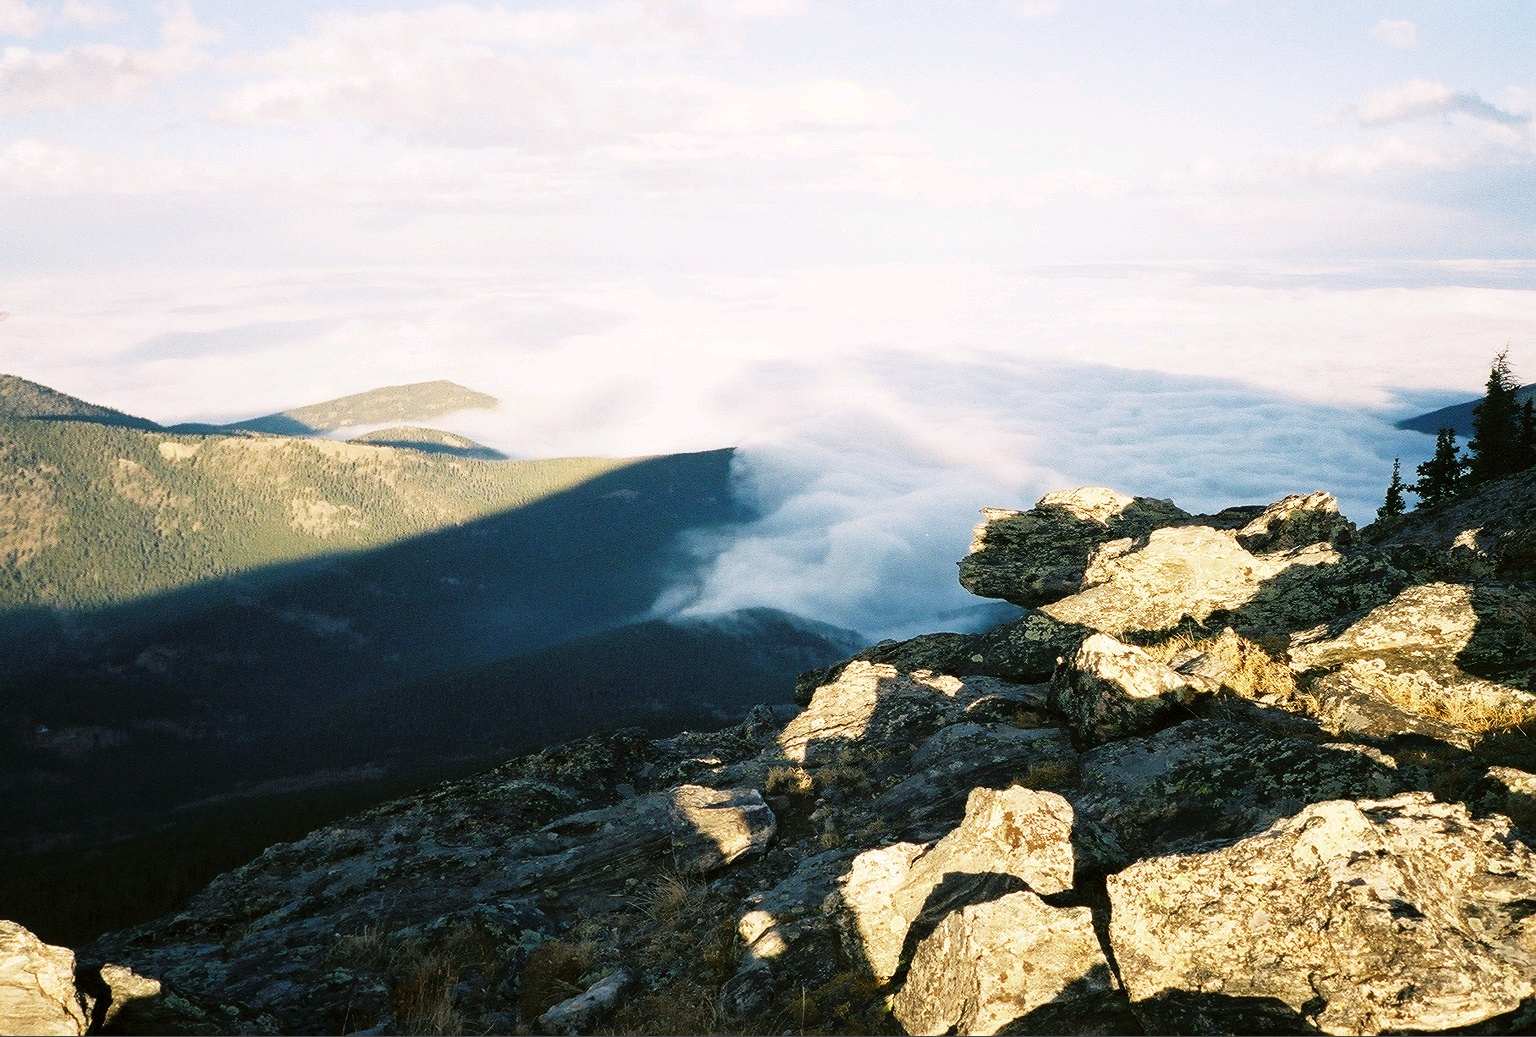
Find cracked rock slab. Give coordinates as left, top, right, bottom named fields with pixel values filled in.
left=1107, top=792, right=1536, bottom=1035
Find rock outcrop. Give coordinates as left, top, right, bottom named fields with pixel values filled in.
left=1108, top=793, right=1536, bottom=1035
left=959, top=488, right=1190, bottom=606
left=11, top=474, right=1536, bottom=1037
left=0, top=922, right=91, bottom=1037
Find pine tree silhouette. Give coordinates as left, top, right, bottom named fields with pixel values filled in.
left=1468, top=348, right=1522, bottom=483
left=1377, top=458, right=1408, bottom=520
left=1414, top=427, right=1465, bottom=509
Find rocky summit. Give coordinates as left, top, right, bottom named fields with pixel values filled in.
left=6, top=471, right=1536, bottom=1036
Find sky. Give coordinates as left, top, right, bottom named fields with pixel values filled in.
left=2, top=1, right=1534, bottom=635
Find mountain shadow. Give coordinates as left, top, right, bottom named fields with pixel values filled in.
left=0, top=449, right=752, bottom=847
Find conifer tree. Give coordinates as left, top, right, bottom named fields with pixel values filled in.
left=1377, top=458, right=1407, bottom=520
left=1520, top=396, right=1536, bottom=470
left=1468, top=348, right=1522, bottom=483
left=1414, top=427, right=1464, bottom=509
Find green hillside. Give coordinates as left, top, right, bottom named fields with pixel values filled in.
left=1, top=413, right=749, bottom=858
left=348, top=425, right=507, bottom=460
left=0, top=373, right=157, bottom=429
left=226, top=379, right=498, bottom=434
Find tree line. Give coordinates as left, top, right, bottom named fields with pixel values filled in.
left=1379, top=348, right=1536, bottom=520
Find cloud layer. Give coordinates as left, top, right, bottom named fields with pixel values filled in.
left=4, top=261, right=1530, bottom=637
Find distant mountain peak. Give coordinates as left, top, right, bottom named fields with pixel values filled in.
left=227, top=380, right=499, bottom=436
left=348, top=425, right=508, bottom=460
left=0, top=374, right=158, bottom=429
left=1397, top=383, right=1535, bottom=436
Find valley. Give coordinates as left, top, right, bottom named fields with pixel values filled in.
left=0, top=376, right=860, bottom=944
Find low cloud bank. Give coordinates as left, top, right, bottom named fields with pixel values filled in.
left=2, top=262, right=1527, bottom=638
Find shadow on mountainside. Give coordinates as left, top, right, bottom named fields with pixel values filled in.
left=0, top=448, right=837, bottom=942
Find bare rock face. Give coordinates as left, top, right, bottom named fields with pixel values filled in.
left=1069, top=718, right=1403, bottom=870
left=779, top=661, right=1036, bottom=765
left=1045, top=525, right=1338, bottom=639
left=0, top=921, right=91, bottom=1037
left=1107, top=793, right=1536, bottom=1035
left=1051, top=633, right=1217, bottom=744
left=793, top=632, right=984, bottom=706
left=1236, top=490, right=1356, bottom=553
left=889, top=892, right=1117, bottom=1036
left=960, top=487, right=1190, bottom=607
left=669, top=785, right=777, bottom=875
left=840, top=786, right=1076, bottom=982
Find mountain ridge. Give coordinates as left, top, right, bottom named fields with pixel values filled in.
left=1396, top=382, right=1536, bottom=435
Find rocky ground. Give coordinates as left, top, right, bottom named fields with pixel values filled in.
left=6, top=471, right=1536, bottom=1036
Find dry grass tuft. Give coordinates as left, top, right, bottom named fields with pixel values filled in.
left=1146, top=630, right=1304, bottom=706
left=764, top=764, right=816, bottom=796
left=1017, top=758, right=1081, bottom=790
left=518, top=938, right=596, bottom=1021
left=1370, top=679, right=1536, bottom=736
left=636, top=871, right=704, bottom=927
left=390, top=949, right=462, bottom=1036
left=608, top=978, right=724, bottom=1035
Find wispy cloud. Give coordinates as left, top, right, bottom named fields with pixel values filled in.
left=0, top=2, right=211, bottom=114
left=1356, top=79, right=1529, bottom=127
left=1370, top=18, right=1417, bottom=49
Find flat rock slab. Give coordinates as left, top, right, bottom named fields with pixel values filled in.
left=1108, top=792, right=1536, bottom=1035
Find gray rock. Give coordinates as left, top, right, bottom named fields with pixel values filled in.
left=778, top=661, right=1036, bottom=765
left=794, top=632, right=983, bottom=706
left=0, top=920, right=91, bottom=1037
left=1235, top=490, right=1355, bottom=554
left=1290, top=582, right=1536, bottom=744
left=873, top=723, right=1076, bottom=834
left=1108, top=793, right=1536, bottom=1035
left=536, top=968, right=637, bottom=1034
left=1051, top=634, right=1216, bottom=744
left=959, top=487, right=1190, bottom=607
left=669, top=785, right=777, bottom=875
left=1069, top=718, right=1403, bottom=869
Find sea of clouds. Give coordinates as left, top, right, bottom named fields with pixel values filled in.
left=4, top=261, right=1531, bottom=639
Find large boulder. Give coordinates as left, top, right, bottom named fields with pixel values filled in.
left=1107, top=793, right=1536, bottom=1035
left=1290, top=582, right=1536, bottom=744
left=1051, top=633, right=1217, bottom=744
left=777, top=661, right=1039, bottom=765
left=0, top=921, right=92, bottom=1037
left=838, top=786, right=1124, bottom=1035
left=669, top=785, right=777, bottom=875
left=889, top=892, right=1121, bottom=1036
left=872, top=723, right=1077, bottom=836
left=1069, top=718, right=1402, bottom=869
left=960, top=487, right=1190, bottom=606
left=1044, top=526, right=1334, bottom=638
left=1371, top=467, right=1536, bottom=578
left=839, top=786, right=1077, bottom=982
left=1235, top=491, right=1356, bottom=554
left=793, top=632, right=983, bottom=706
